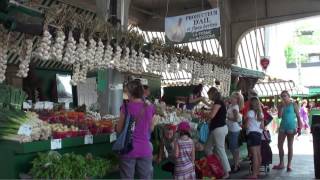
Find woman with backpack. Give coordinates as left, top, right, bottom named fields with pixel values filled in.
left=115, top=80, right=155, bottom=179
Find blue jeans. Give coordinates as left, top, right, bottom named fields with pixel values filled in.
left=228, top=131, right=240, bottom=152
left=120, top=157, right=153, bottom=179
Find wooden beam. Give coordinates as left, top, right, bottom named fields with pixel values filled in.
left=207, top=0, right=218, bottom=8
left=57, top=0, right=96, bottom=12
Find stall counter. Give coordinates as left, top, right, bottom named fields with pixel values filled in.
left=0, top=134, right=114, bottom=179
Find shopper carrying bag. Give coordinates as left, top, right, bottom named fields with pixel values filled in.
left=115, top=80, right=155, bottom=179
left=112, top=102, right=134, bottom=154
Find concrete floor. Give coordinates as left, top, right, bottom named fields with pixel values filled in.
left=229, top=133, right=316, bottom=179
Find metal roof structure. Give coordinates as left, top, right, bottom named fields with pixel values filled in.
left=236, top=27, right=266, bottom=71
left=2, top=0, right=265, bottom=86
left=254, top=79, right=309, bottom=97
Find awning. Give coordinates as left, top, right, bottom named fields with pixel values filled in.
left=231, top=65, right=265, bottom=79
left=254, top=80, right=307, bottom=97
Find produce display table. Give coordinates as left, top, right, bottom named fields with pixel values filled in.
left=0, top=133, right=114, bottom=179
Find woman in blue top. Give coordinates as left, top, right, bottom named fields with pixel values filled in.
left=273, top=90, right=302, bottom=172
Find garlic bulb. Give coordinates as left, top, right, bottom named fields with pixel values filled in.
left=152, top=53, right=158, bottom=73
left=136, top=49, right=144, bottom=74
left=51, top=30, right=66, bottom=61
left=17, top=39, right=33, bottom=78
left=120, top=47, right=129, bottom=72
left=79, top=64, right=88, bottom=83
left=103, top=43, right=113, bottom=68
left=70, top=63, right=89, bottom=85
left=36, top=29, right=52, bottom=60
left=203, top=63, right=213, bottom=86
left=94, top=39, right=104, bottom=68
left=191, top=61, right=201, bottom=84
left=129, top=48, right=138, bottom=73
left=87, top=38, right=97, bottom=70
left=62, top=31, right=76, bottom=64
left=0, top=26, right=9, bottom=83
left=160, top=54, right=168, bottom=73
left=180, top=57, right=188, bottom=71
left=186, top=59, right=194, bottom=73
left=71, top=63, right=81, bottom=86
left=168, top=55, right=178, bottom=73
left=113, top=45, right=122, bottom=70
left=75, top=35, right=87, bottom=63
left=147, top=53, right=154, bottom=73
left=155, top=53, right=163, bottom=74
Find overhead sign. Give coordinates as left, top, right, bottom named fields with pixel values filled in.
left=165, top=8, right=220, bottom=44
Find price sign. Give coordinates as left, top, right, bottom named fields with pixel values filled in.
left=84, top=135, right=93, bottom=144
left=51, top=139, right=62, bottom=150
left=110, top=132, right=117, bottom=143
left=18, top=124, right=32, bottom=136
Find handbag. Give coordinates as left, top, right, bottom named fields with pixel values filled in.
left=199, top=122, right=209, bottom=144
left=112, top=103, right=135, bottom=154
left=263, top=108, right=273, bottom=126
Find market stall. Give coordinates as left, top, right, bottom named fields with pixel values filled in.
left=0, top=84, right=117, bottom=179
left=0, top=0, right=265, bottom=179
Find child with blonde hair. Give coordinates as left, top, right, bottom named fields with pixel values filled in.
left=245, top=97, right=264, bottom=179
left=226, top=91, right=244, bottom=173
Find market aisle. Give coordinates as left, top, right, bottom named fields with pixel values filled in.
left=229, top=133, right=315, bottom=179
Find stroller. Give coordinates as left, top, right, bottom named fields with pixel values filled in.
left=260, top=129, right=272, bottom=173
left=249, top=129, right=273, bottom=175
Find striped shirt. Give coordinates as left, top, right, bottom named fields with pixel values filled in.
left=175, top=137, right=196, bottom=180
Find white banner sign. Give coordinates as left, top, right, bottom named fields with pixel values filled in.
left=165, top=8, right=220, bottom=44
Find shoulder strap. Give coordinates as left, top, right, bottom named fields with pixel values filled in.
left=124, top=101, right=128, bottom=115
left=262, top=130, right=270, bottom=140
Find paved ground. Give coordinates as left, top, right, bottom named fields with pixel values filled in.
left=229, top=133, right=315, bottom=179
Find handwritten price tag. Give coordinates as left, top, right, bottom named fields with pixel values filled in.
left=18, top=124, right=32, bottom=136
left=51, top=139, right=62, bottom=150
left=110, top=132, right=117, bottom=143
left=84, top=135, right=93, bottom=144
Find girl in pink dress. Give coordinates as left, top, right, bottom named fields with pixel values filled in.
left=174, top=121, right=196, bottom=180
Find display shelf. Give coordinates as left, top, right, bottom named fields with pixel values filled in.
left=0, top=133, right=114, bottom=179
left=0, top=133, right=111, bottom=154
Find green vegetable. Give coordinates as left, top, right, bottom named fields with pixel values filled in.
left=0, top=84, right=27, bottom=110
left=0, top=108, right=29, bottom=139
left=29, top=151, right=112, bottom=179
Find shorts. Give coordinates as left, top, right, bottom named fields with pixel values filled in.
left=228, top=131, right=240, bottom=151
left=279, top=128, right=296, bottom=135
left=247, top=132, right=262, bottom=147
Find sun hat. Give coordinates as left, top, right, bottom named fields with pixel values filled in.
left=177, top=121, right=191, bottom=132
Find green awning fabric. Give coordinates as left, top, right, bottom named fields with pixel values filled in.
left=231, top=65, right=265, bottom=79
left=309, top=87, right=320, bottom=95
left=97, top=70, right=107, bottom=93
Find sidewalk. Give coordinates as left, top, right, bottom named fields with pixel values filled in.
left=229, top=133, right=315, bottom=179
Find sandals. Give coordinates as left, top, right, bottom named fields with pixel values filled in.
left=287, top=167, right=292, bottom=172
left=231, top=166, right=241, bottom=173
left=272, top=164, right=285, bottom=170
